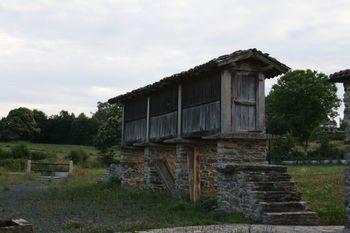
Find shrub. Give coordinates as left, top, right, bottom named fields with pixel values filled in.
left=30, top=151, right=49, bottom=161
left=98, top=148, right=119, bottom=166
left=10, top=144, right=30, bottom=159
left=65, top=148, right=88, bottom=166
left=0, top=158, right=26, bottom=171
left=0, top=148, right=11, bottom=160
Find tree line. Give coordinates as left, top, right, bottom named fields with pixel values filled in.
left=0, top=69, right=341, bottom=160
left=0, top=102, right=122, bottom=150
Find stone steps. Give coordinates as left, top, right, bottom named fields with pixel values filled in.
left=258, top=201, right=308, bottom=213
left=249, top=181, right=298, bottom=192
left=262, top=211, right=319, bottom=225
left=245, top=173, right=292, bottom=182
left=253, top=191, right=301, bottom=202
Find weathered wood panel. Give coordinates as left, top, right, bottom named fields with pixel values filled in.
left=232, top=73, right=258, bottom=131
left=124, top=98, right=147, bottom=122
left=182, top=101, right=220, bottom=137
left=124, top=118, right=147, bottom=143
left=182, top=73, right=221, bottom=108
left=149, top=111, right=177, bottom=140
left=150, top=86, right=178, bottom=116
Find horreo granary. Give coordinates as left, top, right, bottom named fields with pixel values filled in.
left=108, top=49, right=319, bottom=225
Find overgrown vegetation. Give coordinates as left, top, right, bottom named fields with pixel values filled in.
left=288, top=165, right=344, bottom=225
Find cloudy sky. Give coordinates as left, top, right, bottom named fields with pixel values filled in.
left=0, top=0, right=349, bottom=121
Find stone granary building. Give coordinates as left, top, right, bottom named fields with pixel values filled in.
left=329, top=69, right=350, bottom=229
left=108, top=49, right=319, bottom=225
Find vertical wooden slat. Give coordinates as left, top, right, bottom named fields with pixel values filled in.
left=177, top=84, right=182, bottom=138
left=193, top=147, right=201, bottom=203
left=146, top=96, right=150, bottom=142
left=121, top=105, right=125, bottom=145
left=221, top=70, right=232, bottom=133
left=187, top=147, right=201, bottom=203
left=257, top=73, right=265, bottom=132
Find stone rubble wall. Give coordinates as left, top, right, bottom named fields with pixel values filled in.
left=197, top=144, right=218, bottom=196
left=119, top=148, right=145, bottom=187
left=344, top=81, right=350, bottom=228
left=217, top=139, right=267, bottom=164
left=173, top=144, right=191, bottom=198
left=144, top=146, right=176, bottom=191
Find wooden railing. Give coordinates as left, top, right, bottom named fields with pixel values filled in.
left=26, top=160, right=73, bottom=174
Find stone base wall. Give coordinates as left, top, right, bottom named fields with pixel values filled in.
left=144, top=146, right=176, bottom=191
left=217, top=139, right=267, bottom=164
left=198, top=144, right=218, bottom=196
left=119, top=148, right=144, bottom=187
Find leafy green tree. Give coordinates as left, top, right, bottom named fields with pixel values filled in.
left=267, top=70, right=340, bottom=157
left=2, top=107, right=40, bottom=140
left=71, top=113, right=99, bottom=145
left=45, top=110, right=75, bottom=144
left=94, top=103, right=122, bottom=150
left=32, top=109, right=48, bottom=142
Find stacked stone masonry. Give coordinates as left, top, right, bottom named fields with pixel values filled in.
left=119, top=138, right=319, bottom=225
left=216, top=164, right=319, bottom=225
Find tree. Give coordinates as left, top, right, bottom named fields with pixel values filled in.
left=94, top=103, right=122, bottom=150
left=45, top=110, right=75, bottom=144
left=2, top=107, right=40, bottom=140
left=267, top=70, right=340, bottom=157
left=32, top=109, right=48, bottom=142
left=71, top=113, right=99, bottom=145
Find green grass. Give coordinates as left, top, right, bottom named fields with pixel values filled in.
left=288, top=165, right=344, bottom=225
left=0, top=169, right=37, bottom=188
left=0, top=141, right=99, bottom=161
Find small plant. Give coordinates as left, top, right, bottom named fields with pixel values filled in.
left=65, top=148, right=89, bottom=166
left=3, top=185, right=10, bottom=191
left=29, top=151, right=49, bottom=160
left=10, top=144, right=30, bottom=159
left=63, top=220, right=84, bottom=229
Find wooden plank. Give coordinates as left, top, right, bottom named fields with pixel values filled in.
left=193, top=147, right=201, bottom=203
left=146, top=97, right=150, bottom=142
left=149, top=111, right=177, bottom=140
left=256, top=73, right=265, bottom=131
left=187, top=152, right=194, bottom=201
left=156, top=160, right=175, bottom=193
left=177, top=84, right=182, bottom=137
left=121, top=105, right=125, bottom=145
left=124, top=118, right=147, bottom=143
left=182, top=101, right=220, bottom=136
left=221, top=70, right=232, bottom=133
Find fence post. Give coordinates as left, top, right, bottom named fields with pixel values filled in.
left=26, top=160, right=31, bottom=173
left=69, top=160, right=74, bottom=173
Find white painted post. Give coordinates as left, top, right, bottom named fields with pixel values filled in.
left=69, top=160, right=74, bottom=173
left=26, top=160, right=31, bottom=173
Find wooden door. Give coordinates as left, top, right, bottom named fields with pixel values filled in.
left=232, top=73, right=258, bottom=131
left=187, top=147, right=201, bottom=203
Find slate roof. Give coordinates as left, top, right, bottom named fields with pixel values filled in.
left=109, top=48, right=290, bottom=103
left=329, top=69, right=350, bottom=83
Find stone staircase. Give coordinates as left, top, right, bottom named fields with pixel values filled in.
left=244, top=165, right=319, bottom=225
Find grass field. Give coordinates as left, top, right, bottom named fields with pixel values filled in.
left=0, top=141, right=99, bottom=160
left=288, top=165, right=344, bottom=225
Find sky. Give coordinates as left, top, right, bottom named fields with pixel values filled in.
left=0, top=0, right=349, bottom=122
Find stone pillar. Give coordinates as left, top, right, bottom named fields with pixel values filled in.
left=344, top=81, right=350, bottom=229
left=144, top=146, right=163, bottom=191
left=173, top=144, right=192, bottom=198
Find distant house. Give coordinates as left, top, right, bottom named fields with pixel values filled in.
left=320, top=120, right=338, bottom=132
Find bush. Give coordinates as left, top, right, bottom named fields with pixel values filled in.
left=65, top=148, right=88, bottom=166
left=98, top=148, right=119, bottom=166
left=0, top=148, right=11, bottom=160
left=10, top=144, right=30, bottom=159
left=29, top=151, right=49, bottom=161
left=0, top=158, right=26, bottom=171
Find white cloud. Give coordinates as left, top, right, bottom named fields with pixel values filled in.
left=0, top=0, right=349, bottom=120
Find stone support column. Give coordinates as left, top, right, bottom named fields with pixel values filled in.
left=143, top=146, right=163, bottom=191
left=344, top=81, right=350, bottom=229
left=173, top=144, right=192, bottom=198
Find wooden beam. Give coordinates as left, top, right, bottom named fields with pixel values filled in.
left=221, top=70, right=232, bottom=133
left=146, top=96, right=150, bottom=142
left=177, top=84, right=182, bottom=138
left=121, top=105, right=125, bottom=146
left=256, top=73, right=265, bottom=132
